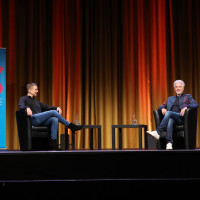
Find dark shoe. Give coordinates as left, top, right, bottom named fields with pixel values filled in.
left=67, top=123, right=85, bottom=132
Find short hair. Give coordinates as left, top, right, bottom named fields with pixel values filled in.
left=173, top=80, right=185, bottom=88
left=26, top=83, right=37, bottom=92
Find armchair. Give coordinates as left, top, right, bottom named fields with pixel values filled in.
left=153, top=108, right=198, bottom=149
left=16, top=110, right=51, bottom=151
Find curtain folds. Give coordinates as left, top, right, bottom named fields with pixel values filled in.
left=1, top=0, right=200, bottom=149
left=53, top=0, right=83, bottom=148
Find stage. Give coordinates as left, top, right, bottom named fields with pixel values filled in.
left=1, top=149, right=200, bottom=197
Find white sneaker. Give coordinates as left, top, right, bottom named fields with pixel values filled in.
left=146, top=130, right=160, bottom=140
left=166, top=142, right=173, bottom=150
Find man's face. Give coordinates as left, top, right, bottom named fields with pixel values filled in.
left=28, top=85, right=39, bottom=97
left=174, top=82, right=184, bottom=96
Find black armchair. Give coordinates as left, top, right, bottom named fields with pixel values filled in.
left=16, top=110, right=51, bottom=151
left=153, top=108, right=198, bottom=149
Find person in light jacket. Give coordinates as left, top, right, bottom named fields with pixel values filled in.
left=147, top=80, right=198, bottom=150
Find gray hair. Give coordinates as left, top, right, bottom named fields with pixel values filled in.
left=26, top=83, right=37, bottom=92
left=173, top=80, right=185, bottom=88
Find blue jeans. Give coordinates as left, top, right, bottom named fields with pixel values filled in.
left=156, top=111, right=184, bottom=144
left=31, top=110, right=70, bottom=140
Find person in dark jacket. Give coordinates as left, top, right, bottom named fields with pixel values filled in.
left=18, top=83, right=84, bottom=150
left=147, top=80, right=198, bottom=150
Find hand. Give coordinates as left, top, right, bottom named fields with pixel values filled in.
left=180, top=107, right=187, bottom=116
left=161, top=108, right=167, bottom=115
left=26, top=107, right=33, bottom=117
left=57, top=107, right=62, bottom=114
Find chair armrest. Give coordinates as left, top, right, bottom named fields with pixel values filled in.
left=153, top=110, right=163, bottom=128
left=16, top=110, right=32, bottom=150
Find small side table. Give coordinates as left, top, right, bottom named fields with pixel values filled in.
left=112, top=124, right=148, bottom=150
left=65, top=125, right=102, bottom=150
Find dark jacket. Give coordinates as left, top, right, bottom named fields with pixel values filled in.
left=158, top=93, right=199, bottom=111
left=18, top=95, right=57, bottom=115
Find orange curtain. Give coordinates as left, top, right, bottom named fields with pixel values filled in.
left=52, top=0, right=200, bottom=149
left=1, top=0, right=200, bottom=149
left=52, top=0, right=82, bottom=147
left=122, top=0, right=169, bottom=148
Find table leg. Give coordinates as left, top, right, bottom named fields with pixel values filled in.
left=65, top=128, right=69, bottom=150
left=144, top=126, right=148, bottom=149
left=139, top=127, right=142, bottom=149
left=98, top=127, right=101, bottom=150
left=119, top=128, right=122, bottom=149
left=90, top=128, right=94, bottom=150
left=112, top=126, right=115, bottom=150
left=72, top=131, right=75, bottom=150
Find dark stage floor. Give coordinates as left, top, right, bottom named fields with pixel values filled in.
left=0, top=149, right=200, bottom=197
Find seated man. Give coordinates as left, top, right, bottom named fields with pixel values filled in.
left=18, top=83, right=84, bottom=150
left=147, top=80, right=198, bottom=150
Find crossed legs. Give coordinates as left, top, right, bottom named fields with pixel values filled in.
left=31, top=110, right=70, bottom=140
left=156, top=111, right=183, bottom=144
left=147, top=111, right=184, bottom=149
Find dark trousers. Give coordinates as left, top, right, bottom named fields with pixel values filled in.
left=156, top=111, right=184, bottom=143
left=31, top=110, right=70, bottom=140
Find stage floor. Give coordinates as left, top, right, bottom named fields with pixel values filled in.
left=1, top=149, right=200, bottom=182
left=1, top=149, right=200, bottom=197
